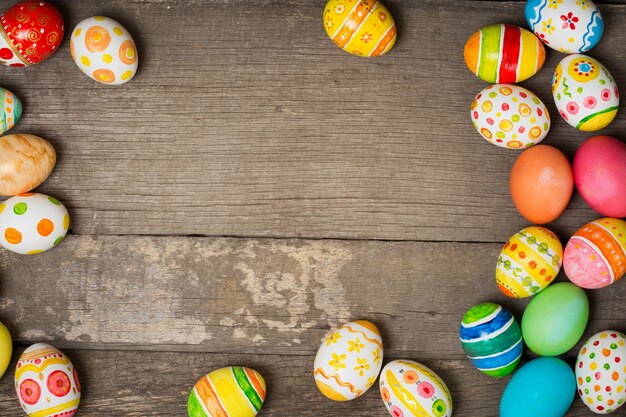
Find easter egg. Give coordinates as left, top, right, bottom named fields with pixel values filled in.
left=576, top=331, right=626, bottom=414
left=510, top=145, right=573, bottom=224
left=0, top=134, right=56, bottom=196
left=464, top=23, right=546, bottom=84
left=552, top=54, right=619, bottom=131
left=0, top=193, right=69, bottom=254
left=0, top=0, right=63, bottom=67
left=460, top=303, right=522, bottom=377
left=471, top=84, right=550, bottom=149
left=15, top=343, right=80, bottom=417
left=0, top=321, right=11, bottom=379
left=323, top=0, right=396, bottom=58
left=70, top=17, right=139, bottom=85
left=0, top=87, right=22, bottom=134
left=564, top=218, right=626, bottom=289
left=314, top=320, right=383, bottom=401
left=500, top=357, right=575, bottom=417
left=521, top=282, right=589, bottom=356
left=526, top=0, right=604, bottom=53
left=187, top=367, right=266, bottom=417
left=379, top=360, right=452, bottom=417
left=496, top=226, right=563, bottom=298
left=574, top=136, right=626, bottom=218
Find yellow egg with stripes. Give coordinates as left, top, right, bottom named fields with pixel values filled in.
left=188, top=367, right=266, bottom=417
left=323, top=0, right=397, bottom=57
left=496, top=226, right=563, bottom=298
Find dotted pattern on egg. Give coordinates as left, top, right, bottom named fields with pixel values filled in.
left=70, top=16, right=138, bottom=85
left=0, top=88, right=21, bottom=134
left=576, top=332, right=626, bottom=414
left=471, top=85, right=550, bottom=149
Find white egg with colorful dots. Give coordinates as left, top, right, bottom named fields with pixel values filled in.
left=70, top=16, right=138, bottom=85
left=0, top=193, right=69, bottom=255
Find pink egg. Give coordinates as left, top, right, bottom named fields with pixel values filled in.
left=574, top=136, right=626, bottom=218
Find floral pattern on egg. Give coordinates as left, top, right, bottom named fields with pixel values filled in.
left=553, top=54, right=618, bottom=131
left=70, top=16, right=138, bottom=85
left=471, top=84, right=550, bottom=149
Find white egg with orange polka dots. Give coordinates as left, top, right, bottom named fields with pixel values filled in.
left=70, top=16, right=138, bottom=85
left=0, top=193, right=69, bottom=255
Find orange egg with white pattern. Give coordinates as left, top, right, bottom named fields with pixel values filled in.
left=70, top=16, right=138, bottom=85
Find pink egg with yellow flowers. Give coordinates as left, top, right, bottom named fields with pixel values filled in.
left=574, top=136, right=626, bottom=218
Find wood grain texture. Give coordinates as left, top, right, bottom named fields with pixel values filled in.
left=0, top=0, right=623, bottom=242
left=0, top=349, right=600, bottom=416
left=1, top=235, right=623, bottom=358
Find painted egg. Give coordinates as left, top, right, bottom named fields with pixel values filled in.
left=521, top=282, right=589, bottom=356
left=564, top=218, right=626, bottom=289
left=464, top=23, right=546, bottom=84
left=0, top=87, right=22, bottom=134
left=574, top=136, right=626, bottom=218
left=496, top=226, right=563, bottom=298
left=15, top=343, right=80, bottom=417
left=471, top=84, right=550, bottom=149
left=510, top=145, right=573, bottom=225
left=0, top=134, right=56, bottom=197
left=314, top=320, right=383, bottom=401
left=526, top=0, right=604, bottom=53
left=576, top=331, right=626, bottom=414
left=379, top=360, right=452, bottom=417
left=187, top=367, right=266, bottom=417
left=0, top=321, right=11, bottom=379
left=500, top=357, right=575, bottom=417
left=552, top=54, right=619, bottom=131
left=460, top=303, right=522, bottom=377
left=0, top=0, right=63, bottom=67
left=323, top=0, right=396, bottom=58
left=0, top=193, right=69, bottom=254
left=70, top=16, right=139, bottom=85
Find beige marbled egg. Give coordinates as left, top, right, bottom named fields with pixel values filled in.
left=0, top=134, right=56, bottom=196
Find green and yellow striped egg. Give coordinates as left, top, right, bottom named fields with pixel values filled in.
left=323, top=0, right=397, bottom=57
left=188, top=367, right=266, bottom=417
left=496, top=226, right=563, bottom=298
left=0, top=87, right=21, bottom=134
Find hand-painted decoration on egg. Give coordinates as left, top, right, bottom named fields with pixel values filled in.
left=526, top=0, right=603, bottom=53
left=576, top=331, right=626, bottom=414
left=0, top=0, right=63, bottom=67
left=70, top=16, right=138, bottom=85
left=0, top=87, right=21, bottom=134
left=564, top=218, right=626, bottom=289
left=323, top=0, right=396, bottom=57
left=188, top=367, right=266, bottom=417
left=464, top=23, right=546, bottom=83
left=0, top=134, right=56, bottom=196
left=460, top=303, right=523, bottom=377
left=15, top=343, right=80, bottom=417
left=471, top=84, right=550, bottom=149
left=0, top=193, right=69, bottom=254
left=314, top=320, right=383, bottom=401
left=0, top=321, right=11, bottom=379
left=553, top=54, right=618, bottom=131
left=379, top=360, right=452, bottom=417
left=496, top=226, right=563, bottom=298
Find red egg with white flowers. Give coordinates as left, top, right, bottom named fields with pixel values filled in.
left=0, top=0, right=63, bottom=67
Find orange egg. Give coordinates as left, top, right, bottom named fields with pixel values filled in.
left=510, top=145, right=573, bottom=224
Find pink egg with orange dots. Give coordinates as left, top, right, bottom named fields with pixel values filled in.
left=574, top=136, right=626, bottom=218
left=564, top=218, right=626, bottom=289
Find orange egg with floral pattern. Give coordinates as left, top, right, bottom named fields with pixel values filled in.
left=70, top=16, right=138, bottom=85
left=323, top=0, right=397, bottom=57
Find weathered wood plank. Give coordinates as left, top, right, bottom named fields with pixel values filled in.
left=1, top=235, right=623, bottom=357
left=0, top=0, right=622, bottom=242
left=0, top=349, right=598, bottom=416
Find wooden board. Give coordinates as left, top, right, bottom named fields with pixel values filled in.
left=0, top=0, right=622, bottom=242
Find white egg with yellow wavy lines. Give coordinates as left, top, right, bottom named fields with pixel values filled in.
left=314, top=320, right=383, bottom=401
left=70, top=16, right=138, bottom=85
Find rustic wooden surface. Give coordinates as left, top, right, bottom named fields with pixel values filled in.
left=1, top=0, right=626, bottom=416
